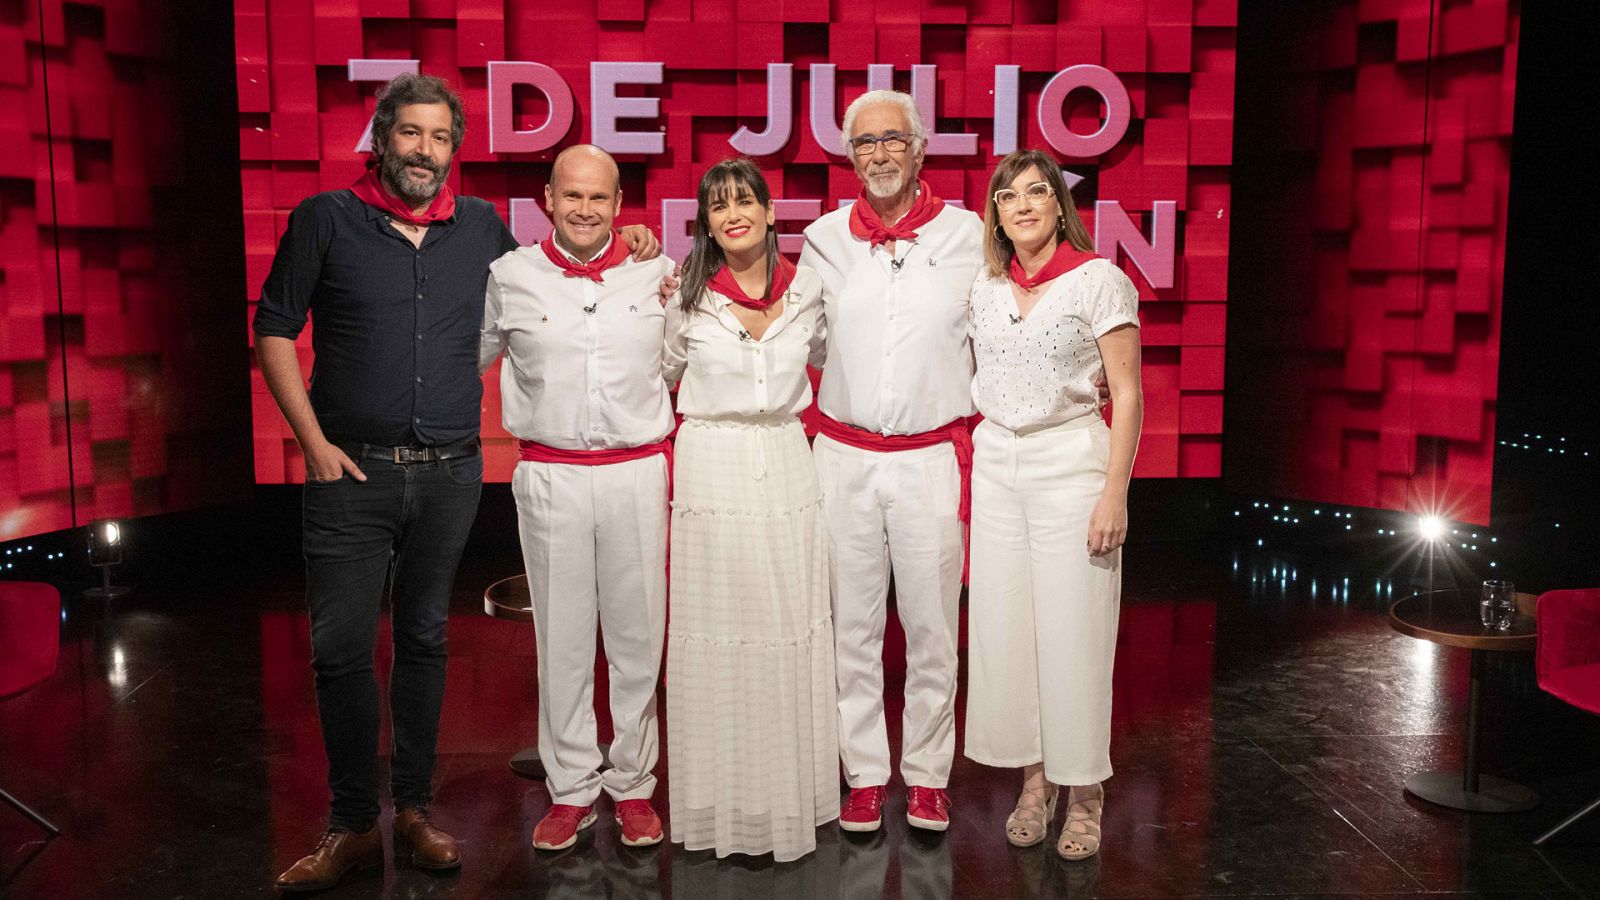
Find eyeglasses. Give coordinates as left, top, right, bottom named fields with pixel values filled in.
left=848, top=132, right=914, bottom=156
left=993, top=182, right=1055, bottom=211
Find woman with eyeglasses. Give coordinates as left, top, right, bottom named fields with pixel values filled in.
left=661, top=158, right=838, bottom=861
left=962, top=148, right=1143, bottom=860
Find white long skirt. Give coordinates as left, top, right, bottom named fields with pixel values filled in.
left=666, top=417, right=840, bottom=862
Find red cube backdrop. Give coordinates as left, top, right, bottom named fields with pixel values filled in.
left=235, top=0, right=1240, bottom=484
left=1, top=1, right=250, bottom=543
left=1225, top=0, right=1518, bottom=526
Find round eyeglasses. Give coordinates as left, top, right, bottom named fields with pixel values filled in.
left=994, top=182, right=1055, bottom=211
left=848, top=132, right=914, bottom=156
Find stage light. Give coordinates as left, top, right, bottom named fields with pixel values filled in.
left=1418, top=516, right=1445, bottom=541
left=84, top=519, right=131, bottom=601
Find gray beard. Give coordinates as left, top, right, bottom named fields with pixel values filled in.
left=380, top=154, right=448, bottom=207
left=864, top=169, right=905, bottom=199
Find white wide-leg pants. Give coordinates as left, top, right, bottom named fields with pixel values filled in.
left=964, top=417, right=1120, bottom=786
left=512, top=454, right=669, bottom=806
left=814, top=435, right=964, bottom=789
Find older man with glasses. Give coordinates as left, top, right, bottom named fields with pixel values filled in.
left=797, top=89, right=984, bottom=834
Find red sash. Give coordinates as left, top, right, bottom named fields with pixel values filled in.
left=815, top=413, right=974, bottom=580
left=519, top=438, right=675, bottom=581
left=518, top=439, right=673, bottom=499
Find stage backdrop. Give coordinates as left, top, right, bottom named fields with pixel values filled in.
left=1, top=1, right=250, bottom=543
left=237, top=0, right=1237, bottom=484
left=1226, top=0, right=1518, bottom=527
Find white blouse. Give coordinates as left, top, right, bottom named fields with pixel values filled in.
left=969, top=257, right=1140, bottom=433
left=663, top=265, right=827, bottom=421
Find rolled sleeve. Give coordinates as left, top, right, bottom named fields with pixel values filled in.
left=252, top=197, right=332, bottom=339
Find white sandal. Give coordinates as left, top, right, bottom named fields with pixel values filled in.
left=1057, top=783, right=1103, bottom=860
left=1005, top=778, right=1057, bottom=847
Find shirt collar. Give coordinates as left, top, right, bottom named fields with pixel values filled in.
left=553, top=231, right=613, bottom=264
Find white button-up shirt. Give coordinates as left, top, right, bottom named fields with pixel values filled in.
left=664, top=265, right=827, bottom=421
left=479, top=245, right=676, bottom=449
left=799, top=204, right=983, bottom=435
left=969, top=258, right=1140, bottom=433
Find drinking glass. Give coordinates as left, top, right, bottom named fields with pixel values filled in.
left=1480, top=580, right=1516, bottom=630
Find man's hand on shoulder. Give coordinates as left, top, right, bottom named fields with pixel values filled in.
left=658, top=265, right=681, bottom=307
left=620, top=224, right=661, bottom=261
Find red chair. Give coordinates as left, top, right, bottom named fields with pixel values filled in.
left=0, top=580, right=62, bottom=836
left=1534, top=588, right=1600, bottom=845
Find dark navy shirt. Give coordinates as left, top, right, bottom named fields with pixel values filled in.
left=253, top=190, right=518, bottom=447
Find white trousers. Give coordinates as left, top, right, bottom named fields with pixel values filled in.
left=513, top=454, right=669, bottom=806
left=964, top=417, right=1120, bottom=785
left=814, top=435, right=964, bottom=789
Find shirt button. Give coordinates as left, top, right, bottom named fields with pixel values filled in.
left=416, top=333, right=424, bottom=340
left=415, top=293, right=423, bottom=300
left=415, top=376, right=423, bottom=383
left=757, top=379, right=764, bottom=384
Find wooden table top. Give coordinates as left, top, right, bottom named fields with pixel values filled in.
left=1388, top=589, right=1539, bottom=652
left=483, top=574, right=534, bottom=623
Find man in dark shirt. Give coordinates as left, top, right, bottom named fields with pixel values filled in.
left=254, top=73, right=656, bottom=891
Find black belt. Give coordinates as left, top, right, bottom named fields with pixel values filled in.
left=338, top=437, right=480, bottom=465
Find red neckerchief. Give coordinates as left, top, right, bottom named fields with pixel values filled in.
left=350, top=169, right=455, bottom=226
left=1009, top=244, right=1099, bottom=290
left=540, top=231, right=630, bottom=283
left=707, top=255, right=796, bottom=311
left=848, top=179, right=944, bottom=248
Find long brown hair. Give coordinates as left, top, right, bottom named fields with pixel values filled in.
left=982, top=149, right=1093, bottom=280
left=679, top=159, right=780, bottom=314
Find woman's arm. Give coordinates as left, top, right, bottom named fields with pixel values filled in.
left=1087, top=323, right=1142, bottom=557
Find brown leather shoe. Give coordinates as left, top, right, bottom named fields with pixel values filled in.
left=394, top=806, right=461, bottom=870
left=274, top=825, right=382, bottom=891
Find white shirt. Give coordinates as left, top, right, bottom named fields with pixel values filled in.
left=479, top=246, right=677, bottom=450
left=969, top=257, right=1140, bottom=433
left=798, top=203, right=983, bottom=435
left=664, top=265, right=827, bottom=421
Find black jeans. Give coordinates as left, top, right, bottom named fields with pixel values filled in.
left=301, top=450, right=483, bottom=830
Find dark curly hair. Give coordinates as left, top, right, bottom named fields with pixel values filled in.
left=369, top=73, right=466, bottom=161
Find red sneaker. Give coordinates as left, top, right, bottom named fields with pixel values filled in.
left=906, top=786, right=950, bottom=831
left=614, top=799, right=663, bottom=847
left=840, top=786, right=887, bottom=833
left=532, top=804, right=597, bottom=851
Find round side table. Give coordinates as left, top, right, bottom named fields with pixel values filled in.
left=1388, top=589, right=1540, bottom=813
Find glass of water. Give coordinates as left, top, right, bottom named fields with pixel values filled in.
left=1480, top=580, right=1516, bottom=630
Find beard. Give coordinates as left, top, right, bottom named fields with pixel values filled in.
left=862, top=163, right=905, bottom=199
left=379, top=151, right=450, bottom=207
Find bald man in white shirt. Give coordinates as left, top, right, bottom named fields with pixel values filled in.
left=479, top=145, right=674, bottom=853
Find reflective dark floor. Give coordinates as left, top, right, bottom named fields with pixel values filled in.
left=2, top=496, right=1598, bottom=899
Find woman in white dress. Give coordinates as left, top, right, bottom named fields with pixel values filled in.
left=962, top=149, right=1144, bottom=860
left=663, top=158, right=839, bottom=862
